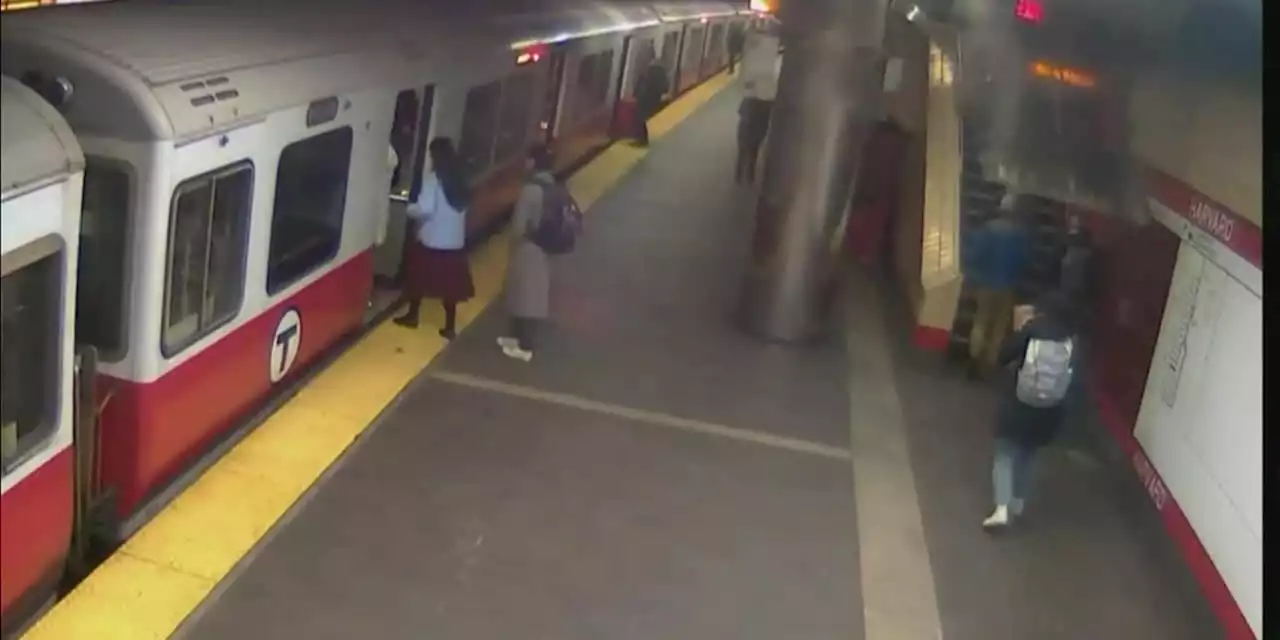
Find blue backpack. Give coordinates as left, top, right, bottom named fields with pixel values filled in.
left=528, top=176, right=582, bottom=255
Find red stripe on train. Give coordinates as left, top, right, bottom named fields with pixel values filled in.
left=98, top=252, right=373, bottom=518
left=0, top=447, right=73, bottom=617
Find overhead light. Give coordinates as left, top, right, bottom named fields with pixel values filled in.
left=905, top=5, right=925, bottom=22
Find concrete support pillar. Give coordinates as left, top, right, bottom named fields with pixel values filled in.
left=739, top=0, right=890, bottom=342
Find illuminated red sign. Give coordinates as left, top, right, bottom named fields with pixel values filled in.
left=515, top=43, right=548, bottom=66
left=1015, top=0, right=1043, bottom=22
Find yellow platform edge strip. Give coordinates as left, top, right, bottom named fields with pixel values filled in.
left=21, top=72, right=734, bottom=640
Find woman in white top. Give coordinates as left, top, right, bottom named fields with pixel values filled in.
left=393, top=137, right=474, bottom=339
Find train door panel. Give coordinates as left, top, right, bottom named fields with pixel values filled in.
left=609, top=35, right=634, bottom=136
left=671, top=26, right=688, bottom=96
left=680, top=25, right=706, bottom=92
left=375, top=85, right=433, bottom=293
left=541, top=47, right=569, bottom=145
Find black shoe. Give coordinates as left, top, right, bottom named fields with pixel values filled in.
left=439, top=328, right=457, bottom=341
left=393, top=314, right=419, bottom=329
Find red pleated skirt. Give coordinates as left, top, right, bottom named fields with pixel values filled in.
left=403, top=243, right=474, bottom=302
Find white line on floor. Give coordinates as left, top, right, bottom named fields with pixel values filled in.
left=429, top=370, right=852, bottom=461
left=842, top=278, right=945, bottom=640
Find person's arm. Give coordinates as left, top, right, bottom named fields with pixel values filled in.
left=997, top=319, right=1033, bottom=368
left=512, top=183, right=542, bottom=238
left=406, top=174, right=438, bottom=221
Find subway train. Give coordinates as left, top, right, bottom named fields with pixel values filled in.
left=0, top=1, right=750, bottom=633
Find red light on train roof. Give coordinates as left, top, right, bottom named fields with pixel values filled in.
left=1015, top=0, right=1043, bottom=23
left=515, top=43, right=547, bottom=66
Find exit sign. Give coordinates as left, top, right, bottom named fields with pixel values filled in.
left=1015, top=0, right=1043, bottom=22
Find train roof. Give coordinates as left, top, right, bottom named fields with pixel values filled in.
left=0, top=0, right=742, bottom=143
left=1, top=75, right=84, bottom=202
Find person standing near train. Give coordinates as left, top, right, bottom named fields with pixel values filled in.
left=633, top=51, right=669, bottom=148
left=394, top=137, right=475, bottom=340
left=727, top=23, right=745, bottom=75
left=498, top=145, right=582, bottom=362
left=734, top=95, right=772, bottom=185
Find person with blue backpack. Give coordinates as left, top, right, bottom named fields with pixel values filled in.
left=498, top=145, right=582, bottom=362
left=983, top=292, right=1078, bottom=530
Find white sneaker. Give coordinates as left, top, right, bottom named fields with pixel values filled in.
left=502, top=344, right=533, bottom=362
left=982, top=505, right=1010, bottom=530
left=496, top=336, right=518, bottom=349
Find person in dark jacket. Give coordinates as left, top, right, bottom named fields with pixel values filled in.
left=1058, top=214, right=1095, bottom=330
left=727, top=24, right=746, bottom=74
left=735, top=96, right=772, bottom=184
left=965, top=194, right=1030, bottom=376
left=633, top=55, right=669, bottom=147
left=983, top=292, right=1078, bottom=530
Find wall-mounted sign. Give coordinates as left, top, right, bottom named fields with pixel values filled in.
left=1029, top=61, right=1096, bottom=88
left=1015, top=0, right=1044, bottom=23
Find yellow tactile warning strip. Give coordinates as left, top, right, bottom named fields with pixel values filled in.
left=20, top=71, right=734, bottom=640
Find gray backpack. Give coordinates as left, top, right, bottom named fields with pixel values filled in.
left=1015, top=337, right=1075, bottom=408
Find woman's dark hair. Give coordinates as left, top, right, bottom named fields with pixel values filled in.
left=1034, top=291, right=1076, bottom=331
left=528, top=144, right=554, bottom=172
left=428, top=137, right=470, bottom=211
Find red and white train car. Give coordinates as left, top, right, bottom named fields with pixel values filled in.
left=0, top=0, right=745, bottom=632
left=0, top=75, right=84, bottom=636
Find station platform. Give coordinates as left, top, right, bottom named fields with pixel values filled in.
left=26, top=76, right=1222, bottom=640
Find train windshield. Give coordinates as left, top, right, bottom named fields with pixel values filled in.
left=1, top=249, right=62, bottom=474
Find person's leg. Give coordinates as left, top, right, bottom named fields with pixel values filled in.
left=440, top=300, right=458, bottom=340
left=497, top=316, right=519, bottom=349
left=518, top=318, right=535, bottom=352
left=968, top=288, right=994, bottom=367
left=985, top=438, right=1016, bottom=528
left=393, top=298, right=421, bottom=328
left=501, top=317, right=535, bottom=362
left=1010, top=442, right=1035, bottom=517
left=979, top=289, right=1014, bottom=370
left=744, top=140, right=761, bottom=183
left=734, top=141, right=748, bottom=183
left=636, top=114, right=650, bottom=146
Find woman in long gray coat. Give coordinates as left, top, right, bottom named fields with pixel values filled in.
left=498, top=146, right=555, bottom=362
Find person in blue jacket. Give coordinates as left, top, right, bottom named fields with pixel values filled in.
left=965, top=193, right=1030, bottom=376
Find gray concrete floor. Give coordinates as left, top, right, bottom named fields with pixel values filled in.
left=178, top=86, right=1223, bottom=640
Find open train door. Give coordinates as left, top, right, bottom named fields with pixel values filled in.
left=609, top=35, right=635, bottom=139
left=372, top=85, right=434, bottom=319
left=540, top=46, right=568, bottom=146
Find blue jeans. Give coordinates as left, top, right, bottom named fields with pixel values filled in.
left=992, top=438, right=1035, bottom=515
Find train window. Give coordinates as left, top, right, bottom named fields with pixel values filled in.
left=267, top=127, right=353, bottom=294
left=628, top=39, right=657, bottom=98
left=683, top=27, right=706, bottom=72
left=708, top=24, right=726, bottom=64
left=458, top=81, right=502, bottom=179
left=390, top=89, right=421, bottom=199
left=574, top=50, right=614, bottom=115
left=594, top=49, right=615, bottom=106
left=1, top=248, right=62, bottom=474
left=493, top=71, right=536, bottom=164
left=162, top=163, right=253, bottom=356
left=77, top=157, right=131, bottom=360
left=661, top=32, right=679, bottom=71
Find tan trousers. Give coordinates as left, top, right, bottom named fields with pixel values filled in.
left=968, top=288, right=1016, bottom=372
